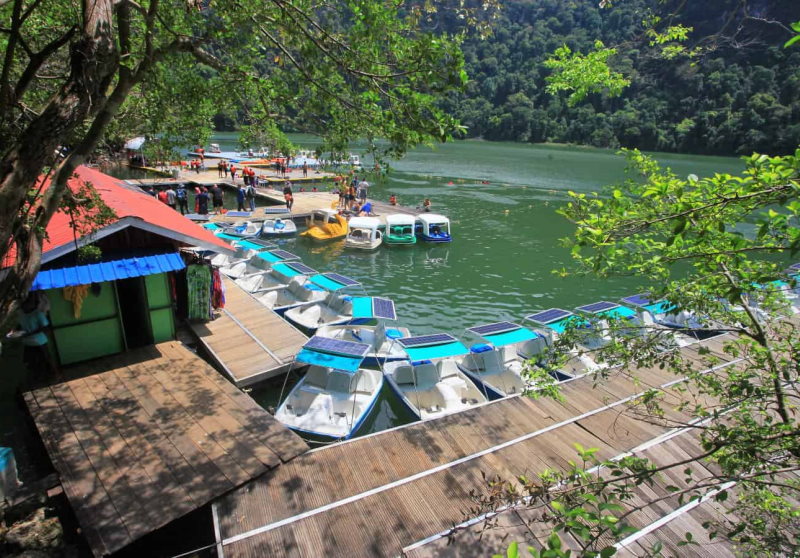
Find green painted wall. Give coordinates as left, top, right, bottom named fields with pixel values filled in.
left=145, top=273, right=174, bottom=343
left=47, top=283, right=117, bottom=325
left=52, top=318, right=124, bottom=365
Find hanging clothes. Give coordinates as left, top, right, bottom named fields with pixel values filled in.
left=63, top=284, right=90, bottom=318
left=187, top=264, right=212, bottom=320
left=211, top=267, right=225, bottom=309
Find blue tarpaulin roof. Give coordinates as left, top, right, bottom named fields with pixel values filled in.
left=295, top=348, right=363, bottom=373
left=483, top=327, right=540, bottom=347
left=404, top=340, right=469, bottom=361
left=31, top=253, right=185, bottom=290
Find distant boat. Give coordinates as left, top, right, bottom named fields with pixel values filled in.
left=259, top=217, right=297, bottom=237
left=275, top=336, right=382, bottom=440
left=417, top=213, right=452, bottom=243
left=345, top=217, right=383, bottom=250
left=383, top=333, right=488, bottom=420
left=384, top=214, right=417, bottom=246
left=217, top=221, right=260, bottom=238
left=300, top=209, right=348, bottom=242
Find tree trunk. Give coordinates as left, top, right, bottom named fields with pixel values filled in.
left=0, top=0, right=118, bottom=329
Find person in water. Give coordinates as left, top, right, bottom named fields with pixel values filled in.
left=421, top=198, right=431, bottom=212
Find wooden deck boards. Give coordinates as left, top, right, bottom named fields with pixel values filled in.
left=216, top=336, right=743, bottom=558
left=25, top=342, right=308, bottom=557
left=190, top=276, right=307, bottom=385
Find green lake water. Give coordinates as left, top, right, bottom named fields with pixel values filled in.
left=205, top=135, right=745, bottom=439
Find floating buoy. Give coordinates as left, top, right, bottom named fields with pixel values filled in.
left=447, top=181, right=454, bottom=185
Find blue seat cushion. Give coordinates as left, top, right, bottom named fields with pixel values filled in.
left=385, top=328, right=404, bottom=339
left=470, top=343, right=493, bottom=353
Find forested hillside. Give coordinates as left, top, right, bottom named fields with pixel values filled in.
left=441, top=0, right=800, bottom=155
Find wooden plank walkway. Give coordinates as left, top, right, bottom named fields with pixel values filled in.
left=24, top=341, right=308, bottom=557
left=190, top=276, right=308, bottom=386
left=213, top=335, right=741, bottom=557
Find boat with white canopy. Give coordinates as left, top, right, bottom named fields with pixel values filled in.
left=316, top=297, right=411, bottom=365
left=275, top=336, right=382, bottom=440
left=457, top=321, right=558, bottom=400
left=416, top=214, right=452, bottom=243
left=344, top=217, right=382, bottom=250
left=283, top=273, right=364, bottom=331
left=383, top=333, right=487, bottom=420
left=384, top=214, right=417, bottom=246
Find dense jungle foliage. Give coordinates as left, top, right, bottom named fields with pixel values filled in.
left=440, top=0, right=800, bottom=156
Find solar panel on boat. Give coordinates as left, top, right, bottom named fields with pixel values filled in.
left=304, top=336, right=370, bottom=357
left=269, top=249, right=299, bottom=261
left=286, top=262, right=317, bottom=274
left=791, top=263, right=800, bottom=270
left=468, top=321, right=520, bottom=336
left=621, top=294, right=653, bottom=307
left=324, top=272, right=360, bottom=287
left=398, top=333, right=456, bottom=348
left=576, top=301, right=619, bottom=314
left=372, top=297, right=397, bottom=320
left=525, top=308, right=572, bottom=324
left=263, top=207, right=290, bottom=214
left=226, top=211, right=251, bottom=217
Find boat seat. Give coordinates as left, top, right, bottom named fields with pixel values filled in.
left=479, top=350, right=505, bottom=374
left=304, top=366, right=329, bottom=389
left=517, top=336, right=548, bottom=360
left=393, top=364, right=415, bottom=385
left=414, top=363, right=440, bottom=389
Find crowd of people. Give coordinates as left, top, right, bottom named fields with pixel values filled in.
left=143, top=166, right=433, bottom=217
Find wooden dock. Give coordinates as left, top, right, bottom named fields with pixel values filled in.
left=190, top=276, right=308, bottom=386
left=212, top=334, right=740, bottom=557
left=24, top=341, right=308, bottom=557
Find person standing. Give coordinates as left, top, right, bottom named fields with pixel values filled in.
left=283, top=180, right=293, bottom=211
left=17, top=293, right=58, bottom=385
left=246, top=181, right=257, bottom=211
left=157, top=188, right=168, bottom=205
left=210, top=184, right=224, bottom=213
left=217, top=160, right=224, bottom=178
left=176, top=185, right=189, bottom=215
left=302, top=161, right=308, bottom=177
left=223, top=161, right=229, bottom=178
left=197, top=187, right=210, bottom=215
left=236, top=185, right=246, bottom=211
left=229, top=165, right=237, bottom=183
left=165, top=186, right=177, bottom=211
left=357, top=177, right=369, bottom=203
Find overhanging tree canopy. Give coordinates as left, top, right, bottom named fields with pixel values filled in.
left=0, top=0, right=497, bottom=328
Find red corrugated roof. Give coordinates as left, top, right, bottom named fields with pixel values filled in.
left=3, top=166, right=230, bottom=267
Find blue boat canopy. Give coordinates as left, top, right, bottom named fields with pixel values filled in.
left=351, top=297, right=397, bottom=320
left=482, top=327, right=539, bottom=347
left=621, top=294, right=677, bottom=316
left=309, top=272, right=360, bottom=291
left=467, top=321, right=540, bottom=346
left=31, top=253, right=185, bottom=291
left=257, top=249, right=300, bottom=264
left=397, top=333, right=468, bottom=361
left=403, top=341, right=469, bottom=361
left=295, top=336, right=370, bottom=373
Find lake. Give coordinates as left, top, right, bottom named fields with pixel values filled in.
left=218, top=135, right=745, bottom=439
